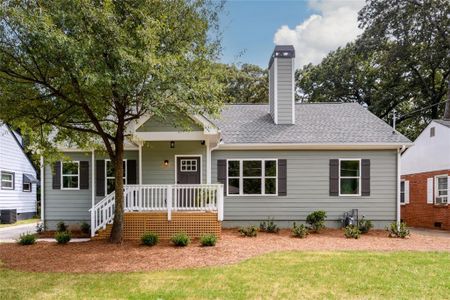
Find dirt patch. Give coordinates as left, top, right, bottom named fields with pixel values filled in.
left=0, top=229, right=449, bottom=273
left=38, top=230, right=89, bottom=239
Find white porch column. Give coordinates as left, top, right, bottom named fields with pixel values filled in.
left=167, top=186, right=172, bottom=221
left=91, top=149, right=95, bottom=237
left=217, top=185, right=224, bottom=221
left=139, top=142, right=143, bottom=185
left=40, top=156, right=45, bottom=223
left=206, top=140, right=211, bottom=184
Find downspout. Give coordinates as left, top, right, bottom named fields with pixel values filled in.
left=40, top=155, right=45, bottom=223
left=397, top=145, right=406, bottom=227
left=91, top=150, right=95, bottom=237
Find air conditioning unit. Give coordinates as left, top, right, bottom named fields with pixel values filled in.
left=0, top=209, right=17, bottom=224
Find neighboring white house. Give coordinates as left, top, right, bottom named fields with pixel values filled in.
left=0, top=123, right=38, bottom=220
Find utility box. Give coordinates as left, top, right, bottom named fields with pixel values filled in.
left=0, top=209, right=17, bottom=224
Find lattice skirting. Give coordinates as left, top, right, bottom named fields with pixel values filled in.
left=94, top=211, right=221, bottom=240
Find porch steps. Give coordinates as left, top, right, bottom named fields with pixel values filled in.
left=92, top=211, right=221, bottom=240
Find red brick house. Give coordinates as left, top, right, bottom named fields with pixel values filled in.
left=401, top=119, right=450, bottom=230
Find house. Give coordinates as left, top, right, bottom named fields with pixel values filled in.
left=401, top=119, right=450, bottom=230
left=0, top=123, right=38, bottom=221
left=40, top=45, right=411, bottom=238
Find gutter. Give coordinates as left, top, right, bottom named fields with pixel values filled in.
left=397, top=145, right=406, bottom=227
left=216, top=142, right=414, bottom=151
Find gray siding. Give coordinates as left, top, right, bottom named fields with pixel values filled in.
left=211, top=150, right=398, bottom=228
left=276, top=58, right=294, bottom=124
left=142, top=141, right=207, bottom=184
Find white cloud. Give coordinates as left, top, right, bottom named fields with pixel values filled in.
left=273, top=0, right=365, bottom=68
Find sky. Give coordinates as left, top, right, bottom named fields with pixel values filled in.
left=219, top=0, right=365, bottom=69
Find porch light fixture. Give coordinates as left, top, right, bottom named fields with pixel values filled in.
left=170, top=141, right=175, bottom=148
left=164, top=160, right=169, bottom=166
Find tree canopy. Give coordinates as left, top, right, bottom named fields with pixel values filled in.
left=0, top=0, right=225, bottom=242
left=296, top=0, right=450, bottom=139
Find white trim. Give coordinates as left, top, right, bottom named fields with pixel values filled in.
left=40, top=156, right=45, bottom=222
left=91, top=150, right=95, bottom=210
left=61, top=161, right=80, bottom=190
left=291, top=57, right=295, bottom=124
left=426, top=177, right=434, bottom=204
left=397, top=148, right=401, bottom=225
left=0, top=171, right=14, bottom=190
left=274, top=57, right=278, bottom=124
left=174, top=154, right=203, bottom=184
left=179, top=159, right=198, bottom=172
left=338, top=158, right=362, bottom=197
left=225, top=158, right=278, bottom=197
left=217, top=143, right=412, bottom=150
left=434, top=174, right=448, bottom=205
left=133, top=131, right=207, bottom=141
left=206, top=141, right=211, bottom=184
left=138, top=143, right=142, bottom=185
left=105, top=159, right=127, bottom=195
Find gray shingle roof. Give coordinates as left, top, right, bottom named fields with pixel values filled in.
left=211, top=103, right=411, bottom=144
left=433, top=119, right=450, bottom=128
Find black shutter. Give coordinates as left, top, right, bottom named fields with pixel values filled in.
left=361, top=159, right=371, bottom=196
left=80, top=161, right=89, bottom=190
left=329, top=159, right=339, bottom=196
left=96, top=160, right=105, bottom=197
left=127, top=160, right=137, bottom=184
left=278, top=159, right=287, bottom=196
left=52, top=161, right=61, bottom=189
left=217, top=160, right=226, bottom=195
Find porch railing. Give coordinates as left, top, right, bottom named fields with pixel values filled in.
left=89, top=184, right=224, bottom=237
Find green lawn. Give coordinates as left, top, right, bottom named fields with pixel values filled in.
left=0, top=218, right=39, bottom=228
left=1, top=251, right=449, bottom=299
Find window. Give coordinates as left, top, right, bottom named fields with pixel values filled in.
left=435, top=175, right=448, bottom=204
left=339, top=159, right=361, bottom=196
left=180, top=159, right=197, bottom=172
left=227, top=159, right=277, bottom=196
left=61, top=162, right=79, bottom=189
left=106, top=160, right=127, bottom=195
left=400, top=181, right=405, bottom=204
left=1, top=171, right=14, bottom=190
left=23, top=182, right=31, bottom=192
left=430, top=127, right=435, bottom=137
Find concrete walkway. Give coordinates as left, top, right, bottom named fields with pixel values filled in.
left=0, top=222, right=38, bottom=242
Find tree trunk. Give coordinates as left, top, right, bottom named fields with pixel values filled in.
left=109, top=133, right=125, bottom=243
left=443, top=80, right=450, bottom=120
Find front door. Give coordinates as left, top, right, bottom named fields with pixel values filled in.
left=176, top=156, right=201, bottom=184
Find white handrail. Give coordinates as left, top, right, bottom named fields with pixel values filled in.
left=90, top=184, right=224, bottom=237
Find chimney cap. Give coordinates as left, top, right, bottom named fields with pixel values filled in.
left=269, top=45, right=295, bottom=68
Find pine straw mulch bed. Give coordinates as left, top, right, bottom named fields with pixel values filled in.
left=0, top=228, right=449, bottom=273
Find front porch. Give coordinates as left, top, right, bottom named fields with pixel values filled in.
left=90, top=184, right=224, bottom=239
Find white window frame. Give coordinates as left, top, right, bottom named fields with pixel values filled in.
left=105, top=159, right=127, bottom=196
left=338, top=158, right=362, bottom=197
left=61, top=161, right=80, bottom=190
left=434, top=174, right=448, bottom=205
left=180, top=159, right=197, bottom=172
left=23, top=182, right=31, bottom=192
left=400, top=180, right=405, bottom=204
left=226, top=159, right=278, bottom=196
left=1, top=171, right=14, bottom=190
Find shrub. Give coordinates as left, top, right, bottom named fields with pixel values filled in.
left=55, top=231, right=71, bottom=244
left=260, top=218, right=280, bottom=233
left=358, top=217, right=373, bottom=234
left=80, top=222, right=91, bottom=235
left=292, top=222, right=309, bottom=238
left=141, top=232, right=159, bottom=246
left=306, top=210, right=327, bottom=233
left=386, top=222, right=410, bottom=238
left=344, top=225, right=361, bottom=239
left=17, top=233, right=36, bottom=245
left=238, top=225, right=258, bottom=237
left=200, top=234, right=217, bottom=247
left=171, top=233, right=190, bottom=247
left=56, top=221, right=68, bottom=232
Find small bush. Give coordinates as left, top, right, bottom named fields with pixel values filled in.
left=17, top=233, right=36, bottom=245
left=260, top=218, right=280, bottom=233
left=386, top=222, right=410, bottom=238
left=141, top=232, right=159, bottom=246
left=55, top=231, right=71, bottom=244
left=306, top=210, right=327, bottom=233
left=358, top=217, right=373, bottom=234
left=80, top=222, right=91, bottom=235
left=171, top=233, right=190, bottom=247
left=292, top=222, right=309, bottom=238
left=200, top=234, right=217, bottom=247
left=344, top=225, right=361, bottom=239
left=238, top=225, right=258, bottom=237
left=56, top=221, right=68, bottom=232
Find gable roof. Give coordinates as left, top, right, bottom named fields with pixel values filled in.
left=433, top=119, right=450, bottom=128
left=211, top=103, right=411, bottom=145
